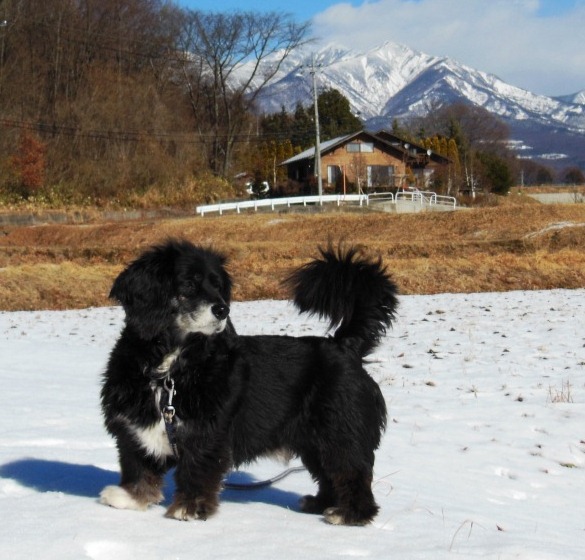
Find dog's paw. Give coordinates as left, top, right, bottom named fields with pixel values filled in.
left=323, top=506, right=376, bottom=526
left=165, top=495, right=218, bottom=522
left=323, top=507, right=348, bottom=525
left=299, top=494, right=326, bottom=514
left=299, top=493, right=336, bottom=514
left=99, top=485, right=148, bottom=511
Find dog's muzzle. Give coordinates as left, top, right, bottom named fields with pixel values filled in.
left=175, top=302, right=230, bottom=336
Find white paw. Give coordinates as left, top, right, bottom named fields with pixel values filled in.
left=165, top=506, right=199, bottom=521
left=99, top=485, right=147, bottom=511
left=323, top=507, right=345, bottom=525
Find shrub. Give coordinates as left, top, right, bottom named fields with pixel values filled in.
left=10, top=132, right=46, bottom=196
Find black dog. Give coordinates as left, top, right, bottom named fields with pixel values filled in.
left=100, top=240, right=398, bottom=525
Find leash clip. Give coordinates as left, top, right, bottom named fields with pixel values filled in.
left=163, top=377, right=176, bottom=423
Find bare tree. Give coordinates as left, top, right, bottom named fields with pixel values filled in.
left=176, top=10, right=311, bottom=177
left=408, top=102, right=511, bottom=194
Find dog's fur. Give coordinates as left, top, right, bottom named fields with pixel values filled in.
left=100, top=239, right=398, bottom=525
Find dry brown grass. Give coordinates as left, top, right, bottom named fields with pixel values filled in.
left=1, top=203, right=585, bottom=310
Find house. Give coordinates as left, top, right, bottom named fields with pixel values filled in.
left=279, top=130, right=450, bottom=194
left=374, top=130, right=451, bottom=189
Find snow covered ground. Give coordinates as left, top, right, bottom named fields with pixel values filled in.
left=1, top=290, right=584, bottom=559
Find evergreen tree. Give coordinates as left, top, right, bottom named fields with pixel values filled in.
left=477, top=152, right=513, bottom=195
left=312, top=88, right=361, bottom=140
left=261, top=106, right=293, bottom=141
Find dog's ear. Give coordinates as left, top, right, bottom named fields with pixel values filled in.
left=110, top=245, right=176, bottom=339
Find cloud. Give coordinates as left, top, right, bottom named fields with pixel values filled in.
left=312, top=0, right=585, bottom=96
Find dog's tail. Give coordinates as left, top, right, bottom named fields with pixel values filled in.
left=285, top=244, right=398, bottom=357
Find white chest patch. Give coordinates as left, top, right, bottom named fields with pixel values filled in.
left=131, top=417, right=174, bottom=460
left=118, top=386, right=175, bottom=460
left=152, top=349, right=180, bottom=378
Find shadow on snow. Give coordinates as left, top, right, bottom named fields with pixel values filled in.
left=0, top=458, right=303, bottom=511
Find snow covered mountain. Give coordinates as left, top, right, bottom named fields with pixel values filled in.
left=556, top=90, right=585, bottom=105
left=249, top=42, right=585, bottom=169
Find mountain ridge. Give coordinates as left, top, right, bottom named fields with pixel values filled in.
left=248, top=42, right=585, bottom=170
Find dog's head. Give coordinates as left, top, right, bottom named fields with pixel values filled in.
left=110, top=239, right=232, bottom=340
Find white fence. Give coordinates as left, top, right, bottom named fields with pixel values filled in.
left=395, top=190, right=457, bottom=208
left=195, top=190, right=456, bottom=216
left=196, top=194, right=368, bottom=216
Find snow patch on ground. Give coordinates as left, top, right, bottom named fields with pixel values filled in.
left=525, top=221, right=585, bottom=237
left=1, top=290, right=584, bottom=558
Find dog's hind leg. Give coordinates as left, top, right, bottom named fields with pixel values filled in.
left=298, top=451, right=337, bottom=515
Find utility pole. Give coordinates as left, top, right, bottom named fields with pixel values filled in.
left=309, top=53, right=323, bottom=198
left=0, top=20, right=7, bottom=96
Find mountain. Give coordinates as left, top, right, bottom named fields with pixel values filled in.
left=247, top=42, right=585, bottom=170
left=556, top=90, right=585, bottom=105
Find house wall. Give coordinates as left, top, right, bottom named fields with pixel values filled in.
left=321, top=141, right=407, bottom=192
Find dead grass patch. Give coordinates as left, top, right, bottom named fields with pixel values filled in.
left=0, top=263, right=115, bottom=310
left=1, top=204, right=585, bottom=310
left=547, top=380, right=574, bottom=404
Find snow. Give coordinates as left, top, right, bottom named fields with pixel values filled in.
left=1, top=290, right=585, bottom=559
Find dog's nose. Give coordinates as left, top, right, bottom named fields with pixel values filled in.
left=211, top=303, right=230, bottom=320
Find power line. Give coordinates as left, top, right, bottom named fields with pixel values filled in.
left=0, top=116, right=317, bottom=146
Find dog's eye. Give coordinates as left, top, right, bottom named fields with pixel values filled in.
left=209, top=274, right=222, bottom=289
left=184, top=274, right=202, bottom=291
left=184, top=284, right=198, bottom=295
left=179, top=279, right=199, bottom=298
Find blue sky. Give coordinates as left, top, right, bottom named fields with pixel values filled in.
left=175, top=1, right=585, bottom=96
left=178, top=0, right=580, bottom=20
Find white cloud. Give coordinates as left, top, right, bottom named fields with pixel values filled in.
left=312, top=0, right=585, bottom=96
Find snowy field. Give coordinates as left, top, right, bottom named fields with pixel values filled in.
left=1, top=290, right=584, bottom=559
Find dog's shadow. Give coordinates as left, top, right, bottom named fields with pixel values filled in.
left=0, top=458, right=302, bottom=511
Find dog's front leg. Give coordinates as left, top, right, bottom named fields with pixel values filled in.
left=100, top=428, right=169, bottom=511
left=165, top=431, right=231, bottom=521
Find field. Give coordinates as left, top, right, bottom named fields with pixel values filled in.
left=1, top=201, right=585, bottom=310
left=2, top=201, right=584, bottom=558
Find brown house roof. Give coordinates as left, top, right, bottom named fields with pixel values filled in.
left=374, top=130, right=451, bottom=166
left=280, top=130, right=451, bottom=167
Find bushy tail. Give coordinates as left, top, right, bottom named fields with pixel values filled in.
left=285, top=245, right=398, bottom=356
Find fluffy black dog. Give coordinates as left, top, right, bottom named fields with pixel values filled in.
left=100, top=239, right=398, bottom=526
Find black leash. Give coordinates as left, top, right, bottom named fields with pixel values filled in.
left=224, top=466, right=306, bottom=491
left=157, top=374, right=306, bottom=490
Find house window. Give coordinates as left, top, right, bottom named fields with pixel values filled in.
left=346, top=142, right=374, bottom=153
left=367, top=165, right=395, bottom=189
left=327, top=165, right=342, bottom=185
